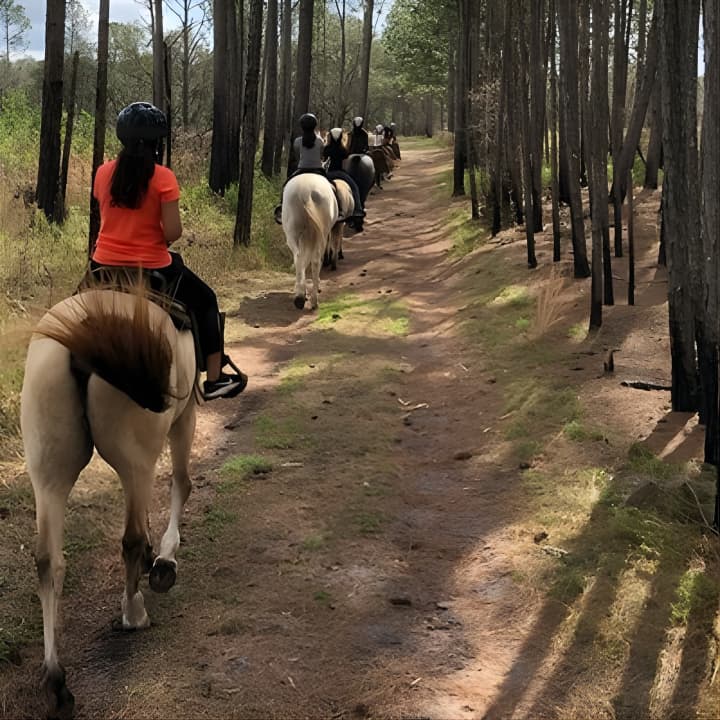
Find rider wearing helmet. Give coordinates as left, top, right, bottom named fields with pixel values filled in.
left=348, top=116, right=369, bottom=155
left=373, top=124, right=385, bottom=147
left=90, top=102, right=247, bottom=401
left=324, top=127, right=366, bottom=225
left=287, top=113, right=326, bottom=178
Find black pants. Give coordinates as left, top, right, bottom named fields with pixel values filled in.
left=89, top=253, right=222, bottom=358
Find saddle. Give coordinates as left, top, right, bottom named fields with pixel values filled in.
left=79, top=265, right=208, bottom=372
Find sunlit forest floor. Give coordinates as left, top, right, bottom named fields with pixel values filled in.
left=1, top=140, right=718, bottom=719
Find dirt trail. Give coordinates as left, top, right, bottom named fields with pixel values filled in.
left=1, top=145, right=717, bottom=720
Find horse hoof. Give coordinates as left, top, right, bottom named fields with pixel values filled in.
left=338, top=250, right=344, bottom=260
left=294, top=296, right=306, bottom=309
left=149, top=558, right=177, bottom=594
left=42, top=664, right=75, bottom=720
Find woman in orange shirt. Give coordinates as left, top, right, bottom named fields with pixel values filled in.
left=91, top=102, right=247, bottom=400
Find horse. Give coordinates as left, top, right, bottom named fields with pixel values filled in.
left=281, top=173, right=339, bottom=309
left=369, top=147, right=393, bottom=189
left=21, top=285, right=197, bottom=717
left=325, top=179, right=354, bottom=271
left=343, top=154, right=374, bottom=233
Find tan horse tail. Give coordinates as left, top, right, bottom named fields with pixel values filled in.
left=35, top=288, right=174, bottom=413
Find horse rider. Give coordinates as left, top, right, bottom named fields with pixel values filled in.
left=348, top=116, right=370, bottom=155
left=373, top=123, right=385, bottom=147
left=89, top=101, right=247, bottom=400
left=323, top=127, right=366, bottom=223
left=275, top=113, right=361, bottom=224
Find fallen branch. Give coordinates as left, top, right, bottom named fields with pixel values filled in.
left=682, top=481, right=720, bottom=538
left=621, top=380, right=672, bottom=391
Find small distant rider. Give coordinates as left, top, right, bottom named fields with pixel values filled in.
left=373, top=124, right=385, bottom=148
left=347, top=116, right=370, bottom=155
left=323, top=128, right=365, bottom=221
left=90, top=101, right=248, bottom=401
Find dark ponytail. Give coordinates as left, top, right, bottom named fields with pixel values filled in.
left=110, top=145, right=157, bottom=209
left=301, top=129, right=317, bottom=149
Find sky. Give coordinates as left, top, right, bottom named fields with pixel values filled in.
left=16, top=0, right=395, bottom=60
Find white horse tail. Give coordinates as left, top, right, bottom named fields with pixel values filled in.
left=302, top=190, right=327, bottom=253
left=35, top=287, right=174, bottom=413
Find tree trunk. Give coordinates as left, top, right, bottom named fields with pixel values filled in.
left=589, top=0, right=610, bottom=328
left=209, top=0, right=229, bottom=193
left=152, top=0, right=165, bottom=110
left=529, top=0, right=545, bottom=234
left=461, top=0, right=479, bottom=219
left=274, top=0, right=292, bottom=176
left=88, top=0, right=108, bottom=256
left=452, top=16, right=466, bottom=197
left=447, top=44, right=456, bottom=133
left=261, top=0, right=278, bottom=178
left=659, top=0, right=701, bottom=412
left=699, top=0, right=719, bottom=510
left=614, top=4, right=660, bottom=201
left=57, top=50, right=79, bottom=224
left=359, top=0, right=374, bottom=119
left=549, top=0, right=561, bottom=260
left=226, top=0, right=240, bottom=184
left=627, top=164, right=635, bottom=305
left=234, top=0, right=264, bottom=247
left=164, top=41, right=172, bottom=167
left=289, top=0, right=314, bottom=175
left=36, top=0, right=66, bottom=222
left=492, top=1, right=510, bottom=236
left=182, top=9, right=190, bottom=127
left=557, top=0, right=590, bottom=277
left=644, top=83, right=662, bottom=188
left=611, top=0, right=630, bottom=258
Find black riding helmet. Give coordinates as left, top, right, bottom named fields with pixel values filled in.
left=299, top=113, right=318, bottom=132
left=116, top=102, right=168, bottom=157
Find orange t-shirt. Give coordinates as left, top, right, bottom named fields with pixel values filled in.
left=92, top=159, right=180, bottom=269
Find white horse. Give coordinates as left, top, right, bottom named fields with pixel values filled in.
left=282, top=173, right=339, bottom=309
left=21, top=286, right=197, bottom=717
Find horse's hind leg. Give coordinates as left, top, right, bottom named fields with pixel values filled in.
left=150, top=402, right=196, bottom=594
left=309, top=256, right=321, bottom=309
left=33, top=476, right=79, bottom=718
left=119, top=468, right=154, bottom=629
left=293, top=250, right=307, bottom=309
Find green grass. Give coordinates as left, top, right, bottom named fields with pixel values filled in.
left=202, top=507, right=238, bottom=541
left=254, top=414, right=305, bottom=450
left=353, top=510, right=383, bottom=534
left=315, top=294, right=410, bottom=336
left=217, top=454, right=273, bottom=493
left=302, top=533, right=327, bottom=551
left=670, top=568, right=719, bottom=626
left=627, top=443, right=679, bottom=481
left=563, top=420, right=606, bottom=442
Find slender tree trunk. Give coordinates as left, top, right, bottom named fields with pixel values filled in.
left=614, top=5, right=660, bottom=201
left=152, top=0, right=165, bottom=110
left=627, top=165, right=635, bottom=305
left=529, top=0, right=545, bottom=234
left=226, top=0, right=240, bottom=184
left=36, top=0, right=66, bottom=221
left=589, top=0, right=610, bottom=328
left=164, top=41, right=172, bottom=167
left=274, top=0, right=292, bottom=176
left=492, top=2, right=509, bottom=236
left=452, top=17, right=466, bottom=197
left=549, top=0, right=561, bottom=260
left=261, top=0, right=278, bottom=177
left=57, top=50, right=79, bottom=223
left=659, top=0, right=701, bottom=412
left=182, top=10, right=190, bottom=127
left=234, top=0, right=264, bottom=246
left=558, top=0, right=590, bottom=277
left=611, top=0, right=630, bottom=258
left=447, top=44, right=456, bottom=133
left=289, top=0, right=314, bottom=175
left=359, top=0, right=374, bottom=119
left=209, top=0, right=229, bottom=193
left=462, top=0, right=479, bottom=219
left=88, top=0, right=109, bottom=255
left=644, top=84, right=662, bottom=188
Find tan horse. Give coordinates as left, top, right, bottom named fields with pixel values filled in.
left=281, top=173, right=339, bottom=309
left=327, top=179, right=354, bottom=271
left=21, top=287, right=197, bottom=717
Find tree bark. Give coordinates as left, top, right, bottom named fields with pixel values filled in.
left=152, top=0, right=165, bottom=110
left=274, top=0, right=292, bottom=176
left=261, top=0, right=278, bottom=178
left=57, top=50, right=79, bottom=224
left=289, top=0, right=314, bottom=175
left=36, top=0, right=65, bottom=221
left=557, top=0, right=590, bottom=277
left=491, top=1, right=510, bottom=236
left=88, top=0, right=108, bottom=255
left=529, top=0, right=545, bottom=234
left=644, top=83, right=662, bottom=188
left=209, top=0, right=229, bottom=193
left=234, top=0, right=264, bottom=247
left=452, top=17, right=466, bottom=197
left=549, top=0, right=561, bottom=260
left=359, top=0, right=374, bottom=119
left=589, top=0, right=611, bottom=329
left=659, top=0, right=701, bottom=412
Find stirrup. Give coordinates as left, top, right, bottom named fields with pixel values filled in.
left=222, top=354, right=243, bottom=375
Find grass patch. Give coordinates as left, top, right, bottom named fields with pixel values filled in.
left=563, top=420, right=606, bottom=442
left=492, top=285, right=531, bottom=308
left=670, top=568, right=719, bottom=626
left=302, top=533, right=327, bottom=551
left=203, top=507, right=238, bottom=541
left=445, top=207, right=489, bottom=256
left=315, top=294, right=410, bottom=337
left=568, top=322, right=588, bottom=342
left=254, top=414, right=304, bottom=450
left=218, top=454, right=273, bottom=493
left=353, top=510, right=383, bottom=534
left=313, top=590, right=333, bottom=605
left=627, top=443, right=679, bottom=481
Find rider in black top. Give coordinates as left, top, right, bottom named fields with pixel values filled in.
left=348, top=116, right=370, bottom=155
left=323, top=128, right=365, bottom=220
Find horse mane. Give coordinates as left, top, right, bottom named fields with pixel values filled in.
left=35, top=277, right=175, bottom=413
